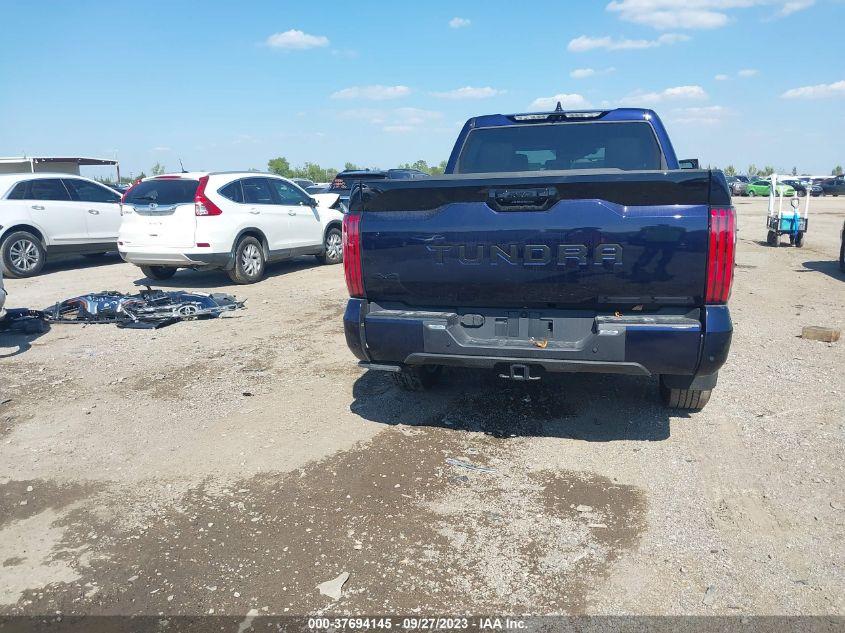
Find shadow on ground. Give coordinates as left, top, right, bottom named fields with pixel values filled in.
left=131, top=257, right=324, bottom=289
left=0, top=320, right=50, bottom=358
left=351, top=368, right=678, bottom=442
left=40, top=253, right=123, bottom=275
left=801, top=259, right=845, bottom=281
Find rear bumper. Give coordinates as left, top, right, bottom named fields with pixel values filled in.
left=344, top=299, right=732, bottom=383
left=119, top=248, right=232, bottom=269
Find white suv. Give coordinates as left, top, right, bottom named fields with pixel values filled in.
left=0, top=173, right=122, bottom=277
left=118, top=172, right=345, bottom=283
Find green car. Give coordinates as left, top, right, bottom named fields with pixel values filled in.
left=746, top=179, right=796, bottom=197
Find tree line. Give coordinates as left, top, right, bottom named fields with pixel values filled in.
left=267, top=157, right=447, bottom=181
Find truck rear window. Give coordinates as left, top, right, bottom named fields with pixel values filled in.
left=455, top=121, right=663, bottom=173
left=124, top=179, right=199, bottom=205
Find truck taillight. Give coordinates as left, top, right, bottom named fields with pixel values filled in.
left=706, top=207, right=736, bottom=304
left=194, top=176, right=222, bottom=216
left=343, top=213, right=364, bottom=298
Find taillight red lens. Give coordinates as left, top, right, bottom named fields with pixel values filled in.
left=706, top=207, right=736, bottom=303
left=194, top=175, right=222, bottom=216
left=343, top=213, right=364, bottom=298
left=120, top=182, right=136, bottom=204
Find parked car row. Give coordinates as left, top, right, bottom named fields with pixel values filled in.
left=728, top=174, right=844, bottom=197
left=0, top=171, right=346, bottom=283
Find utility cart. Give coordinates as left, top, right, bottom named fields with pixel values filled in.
left=766, top=174, right=809, bottom=247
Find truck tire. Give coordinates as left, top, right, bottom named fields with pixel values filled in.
left=140, top=265, right=177, bottom=280
left=659, top=378, right=712, bottom=410
left=391, top=365, right=442, bottom=391
left=227, top=236, right=266, bottom=284
left=317, top=227, right=342, bottom=265
left=1, top=230, right=46, bottom=278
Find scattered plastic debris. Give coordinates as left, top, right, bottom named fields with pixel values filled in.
left=530, top=338, right=548, bottom=349
left=42, top=288, right=245, bottom=329
left=702, top=584, right=717, bottom=606
left=317, top=571, right=349, bottom=601
left=445, top=457, right=497, bottom=473
left=575, top=505, right=593, bottom=513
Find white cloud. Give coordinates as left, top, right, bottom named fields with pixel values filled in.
left=449, top=17, right=471, bottom=28
left=781, top=80, right=845, bottom=99
left=778, top=0, right=814, bottom=16
left=265, top=29, right=329, bottom=50
left=394, top=107, right=443, bottom=125
left=567, top=32, right=688, bottom=52
left=716, top=68, right=759, bottom=80
left=620, top=84, right=707, bottom=106
left=337, top=107, right=443, bottom=132
left=431, top=86, right=503, bottom=99
left=670, top=105, right=731, bottom=124
left=529, top=93, right=592, bottom=110
left=605, top=1, right=815, bottom=30
left=331, top=85, right=411, bottom=100
left=570, top=67, right=616, bottom=78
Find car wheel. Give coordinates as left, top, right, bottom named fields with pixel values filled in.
left=766, top=230, right=779, bottom=247
left=748, top=190, right=756, bottom=197
left=659, top=377, right=711, bottom=410
left=1, top=230, right=46, bottom=278
left=227, top=236, right=265, bottom=284
left=140, top=265, right=177, bottom=280
left=797, top=190, right=806, bottom=197
left=318, top=227, right=343, bottom=265
left=390, top=365, right=442, bottom=391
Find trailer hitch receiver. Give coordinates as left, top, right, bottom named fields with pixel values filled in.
left=500, top=363, right=541, bottom=381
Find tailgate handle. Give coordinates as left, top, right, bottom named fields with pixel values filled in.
left=488, top=187, right=557, bottom=212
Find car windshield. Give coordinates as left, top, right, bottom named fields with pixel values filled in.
left=124, top=179, right=199, bottom=205
left=455, top=121, right=664, bottom=173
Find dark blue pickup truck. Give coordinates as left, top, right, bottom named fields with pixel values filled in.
left=342, top=107, right=735, bottom=410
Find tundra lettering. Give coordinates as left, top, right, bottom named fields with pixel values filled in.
left=426, top=243, right=621, bottom=268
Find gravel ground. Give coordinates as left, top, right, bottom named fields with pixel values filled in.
left=0, top=197, right=842, bottom=617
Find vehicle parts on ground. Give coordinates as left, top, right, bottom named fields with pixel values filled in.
left=43, top=288, right=245, bottom=329
left=0, top=308, right=49, bottom=334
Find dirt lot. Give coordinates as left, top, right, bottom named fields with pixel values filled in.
left=0, top=197, right=843, bottom=617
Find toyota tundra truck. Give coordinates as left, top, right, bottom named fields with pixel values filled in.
left=342, top=107, right=735, bottom=410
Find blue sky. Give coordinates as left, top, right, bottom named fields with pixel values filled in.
left=1, top=0, right=843, bottom=177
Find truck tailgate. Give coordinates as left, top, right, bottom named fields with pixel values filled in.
left=355, top=170, right=715, bottom=309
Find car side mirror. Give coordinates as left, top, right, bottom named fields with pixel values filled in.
left=679, top=158, right=700, bottom=170
left=309, top=197, right=318, bottom=207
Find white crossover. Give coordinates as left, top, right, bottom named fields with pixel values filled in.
left=118, top=172, right=346, bottom=284
left=0, top=173, right=122, bottom=277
